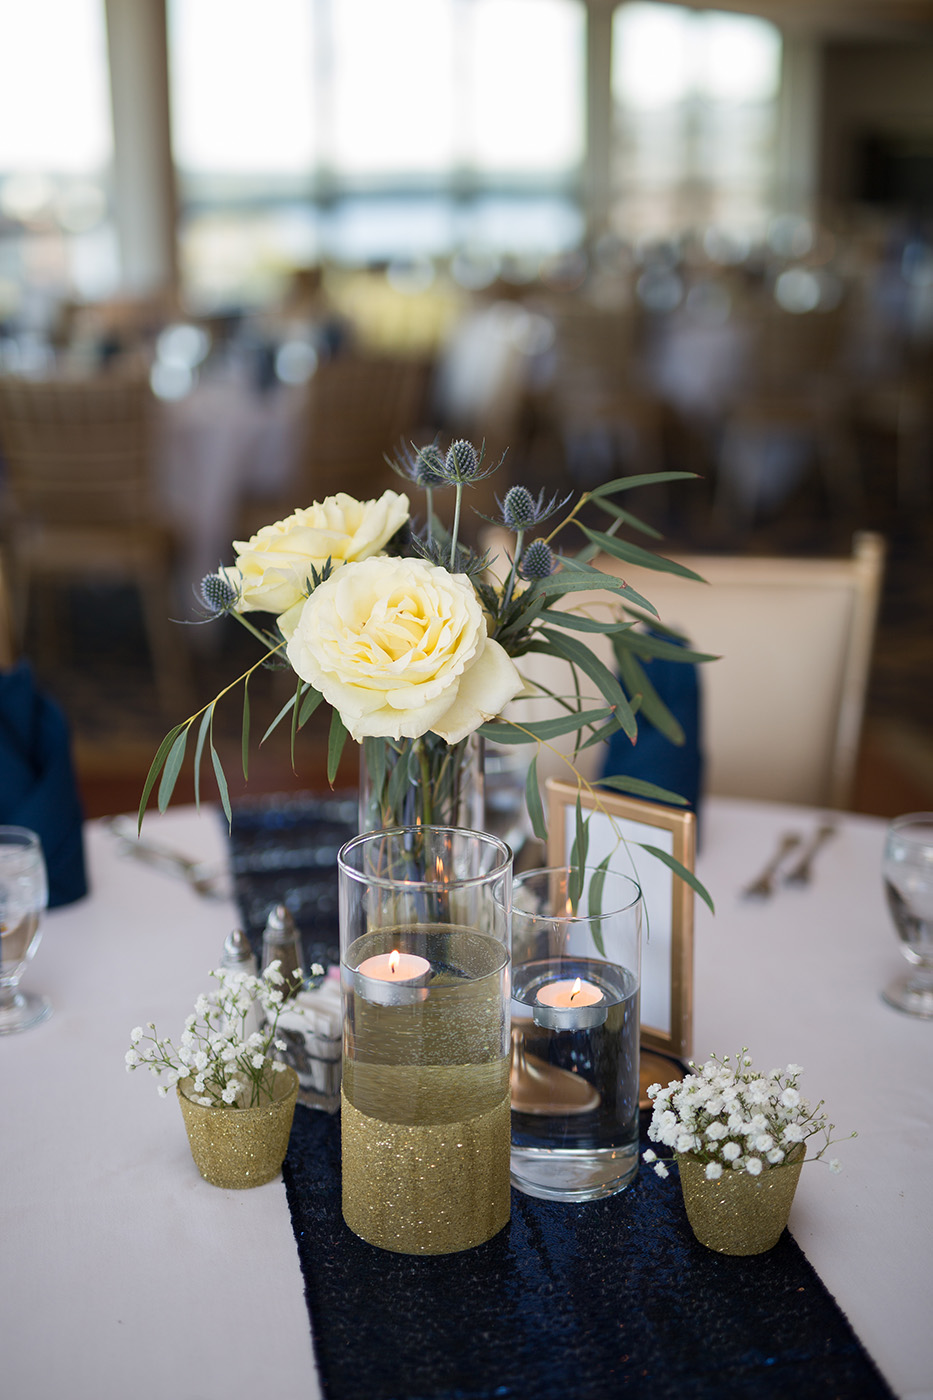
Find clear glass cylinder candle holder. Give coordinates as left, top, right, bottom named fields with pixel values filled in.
left=507, top=866, right=643, bottom=1202
left=338, top=826, right=512, bottom=1254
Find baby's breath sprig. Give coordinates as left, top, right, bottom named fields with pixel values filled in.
left=643, top=1049, right=856, bottom=1182
left=125, top=961, right=314, bottom=1109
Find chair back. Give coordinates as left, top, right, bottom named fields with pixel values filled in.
left=491, top=532, right=884, bottom=810
left=0, top=374, right=154, bottom=528
left=295, top=354, right=427, bottom=502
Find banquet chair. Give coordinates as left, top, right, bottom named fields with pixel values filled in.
left=0, top=373, right=189, bottom=712
left=236, top=352, right=429, bottom=537
left=297, top=353, right=427, bottom=501
left=546, top=304, right=666, bottom=485
left=488, top=531, right=885, bottom=810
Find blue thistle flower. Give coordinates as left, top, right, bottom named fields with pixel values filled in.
left=445, top=438, right=479, bottom=482
left=200, top=571, right=238, bottom=614
left=520, top=539, right=555, bottom=579
left=414, top=443, right=447, bottom=487
left=502, top=485, right=537, bottom=529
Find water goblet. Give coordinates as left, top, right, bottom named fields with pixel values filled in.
left=0, top=827, right=51, bottom=1034
left=881, top=812, right=933, bottom=1019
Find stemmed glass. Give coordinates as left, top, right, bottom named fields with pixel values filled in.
left=0, top=827, right=51, bottom=1034
left=881, top=812, right=933, bottom=1018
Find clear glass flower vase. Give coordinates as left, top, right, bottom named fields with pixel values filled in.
left=358, top=733, right=485, bottom=834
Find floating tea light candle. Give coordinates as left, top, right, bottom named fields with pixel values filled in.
left=354, top=948, right=431, bottom=1006
left=533, top=975, right=608, bottom=1030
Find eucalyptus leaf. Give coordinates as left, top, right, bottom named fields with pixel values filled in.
left=529, top=566, right=659, bottom=617
left=211, top=740, right=232, bottom=827
left=539, top=608, right=637, bottom=637
left=158, top=728, right=189, bottom=814
left=241, top=680, right=250, bottom=782
left=289, top=674, right=303, bottom=769
left=596, top=773, right=689, bottom=805
left=193, top=704, right=213, bottom=808
left=616, top=629, right=718, bottom=666
left=138, top=722, right=187, bottom=829
left=550, top=557, right=662, bottom=618
left=592, top=495, right=663, bottom=540
left=614, top=648, right=685, bottom=746
left=579, top=525, right=707, bottom=582
left=587, top=855, right=611, bottom=955
left=524, top=754, right=547, bottom=842
left=534, top=627, right=639, bottom=738
left=327, top=709, right=349, bottom=785
left=588, top=471, right=697, bottom=497
left=261, top=688, right=303, bottom=745
left=634, top=842, right=714, bottom=914
left=479, top=705, right=614, bottom=745
left=298, top=685, right=324, bottom=728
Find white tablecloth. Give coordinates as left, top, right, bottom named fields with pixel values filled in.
left=156, top=373, right=306, bottom=603
left=1, top=798, right=931, bottom=1400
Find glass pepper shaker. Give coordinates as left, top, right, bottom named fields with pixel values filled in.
left=261, top=903, right=303, bottom=992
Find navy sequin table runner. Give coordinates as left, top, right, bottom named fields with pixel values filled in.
left=228, top=795, right=894, bottom=1400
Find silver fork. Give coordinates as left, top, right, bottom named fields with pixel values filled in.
left=106, top=817, right=229, bottom=900
left=741, top=832, right=801, bottom=900
left=783, top=823, right=837, bottom=886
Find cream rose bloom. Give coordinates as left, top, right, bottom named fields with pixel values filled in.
left=229, top=491, right=409, bottom=616
left=286, top=555, right=524, bottom=743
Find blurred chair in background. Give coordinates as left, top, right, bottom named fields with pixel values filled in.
left=714, top=300, right=860, bottom=529
left=238, top=353, right=428, bottom=536
left=490, top=530, right=884, bottom=811
left=0, top=374, right=190, bottom=713
left=544, top=303, right=666, bottom=487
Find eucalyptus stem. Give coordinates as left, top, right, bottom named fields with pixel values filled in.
left=502, top=526, right=525, bottom=611
left=417, top=740, right=434, bottom=826
left=449, top=483, right=463, bottom=569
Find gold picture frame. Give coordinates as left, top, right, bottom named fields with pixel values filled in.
left=545, top=779, right=695, bottom=1062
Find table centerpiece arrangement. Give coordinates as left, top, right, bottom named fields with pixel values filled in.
left=644, top=1050, right=856, bottom=1254
left=138, top=437, right=711, bottom=911
left=125, top=960, right=307, bottom=1187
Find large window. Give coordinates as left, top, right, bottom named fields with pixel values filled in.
left=0, top=0, right=115, bottom=325
left=168, top=0, right=585, bottom=306
left=611, top=3, right=781, bottom=240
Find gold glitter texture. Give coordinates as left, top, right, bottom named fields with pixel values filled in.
left=676, top=1147, right=805, bottom=1254
left=342, top=1082, right=511, bottom=1254
left=342, top=926, right=511, bottom=1254
left=177, top=1068, right=298, bottom=1189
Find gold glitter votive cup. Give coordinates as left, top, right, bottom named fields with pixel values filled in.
left=676, top=1146, right=805, bottom=1255
left=177, top=1068, right=298, bottom=1189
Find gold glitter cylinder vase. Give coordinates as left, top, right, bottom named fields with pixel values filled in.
left=339, top=827, right=512, bottom=1254
left=176, top=1068, right=298, bottom=1189
left=676, top=1146, right=805, bottom=1255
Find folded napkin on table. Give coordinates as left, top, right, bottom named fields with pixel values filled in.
left=0, top=660, right=88, bottom=907
left=603, top=629, right=704, bottom=822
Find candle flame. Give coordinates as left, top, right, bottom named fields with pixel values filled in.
left=388, top=949, right=401, bottom=976
left=569, top=977, right=583, bottom=1002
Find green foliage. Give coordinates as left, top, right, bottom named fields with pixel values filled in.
left=137, top=454, right=714, bottom=916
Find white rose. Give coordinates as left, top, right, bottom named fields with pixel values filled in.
left=229, top=491, right=410, bottom=616
left=286, top=555, right=524, bottom=743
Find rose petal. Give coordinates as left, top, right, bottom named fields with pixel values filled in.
left=430, top=638, right=525, bottom=744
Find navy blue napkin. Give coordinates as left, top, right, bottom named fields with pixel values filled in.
left=603, top=632, right=704, bottom=820
left=0, top=660, right=87, bottom=907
